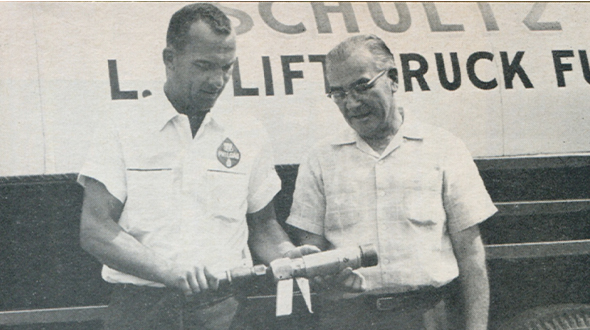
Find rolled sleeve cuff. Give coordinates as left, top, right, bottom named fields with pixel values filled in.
left=78, top=165, right=126, bottom=204
left=247, top=173, right=281, bottom=214
left=447, top=197, right=498, bottom=234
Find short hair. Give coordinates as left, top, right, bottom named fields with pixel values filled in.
left=326, top=34, right=396, bottom=72
left=166, top=3, right=232, bottom=52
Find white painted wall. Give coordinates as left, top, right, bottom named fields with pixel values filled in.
left=1, top=2, right=589, bottom=176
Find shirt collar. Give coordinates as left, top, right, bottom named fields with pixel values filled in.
left=151, top=92, right=224, bottom=132
left=330, top=127, right=357, bottom=145
left=330, top=108, right=425, bottom=146
left=155, top=97, right=180, bottom=131
left=396, top=111, right=425, bottom=141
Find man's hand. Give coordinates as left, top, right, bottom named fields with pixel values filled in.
left=161, top=264, right=220, bottom=298
left=312, top=267, right=366, bottom=293
left=291, top=229, right=366, bottom=294
left=283, top=244, right=321, bottom=259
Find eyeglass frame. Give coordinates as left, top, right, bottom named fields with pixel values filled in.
left=326, top=69, right=388, bottom=102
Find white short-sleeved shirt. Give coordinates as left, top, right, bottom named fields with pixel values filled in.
left=287, top=113, right=497, bottom=296
left=78, top=93, right=281, bottom=287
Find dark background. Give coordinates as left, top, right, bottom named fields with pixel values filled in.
left=1, top=157, right=589, bottom=329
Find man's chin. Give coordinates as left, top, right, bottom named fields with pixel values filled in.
left=352, top=124, right=386, bottom=140
left=350, top=119, right=376, bottom=133
left=192, top=97, right=219, bottom=111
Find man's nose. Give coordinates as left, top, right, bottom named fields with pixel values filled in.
left=207, top=68, right=227, bottom=88
left=344, top=92, right=362, bottom=109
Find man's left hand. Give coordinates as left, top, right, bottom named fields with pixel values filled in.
left=283, top=244, right=321, bottom=259
left=312, top=267, right=366, bottom=293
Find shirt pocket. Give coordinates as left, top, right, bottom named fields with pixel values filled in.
left=125, top=169, right=175, bottom=233
left=401, top=167, right=445, bottom=226
left=206, top=170, right=249, bottom=222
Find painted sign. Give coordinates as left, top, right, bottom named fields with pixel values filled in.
left=1, top=2, right=589, bottom=176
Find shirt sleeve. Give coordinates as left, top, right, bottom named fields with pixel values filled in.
left=77, top=114, right=127, bottom=204
left=285, top=149, right=326, bottom=236
left=246, top=138, right=281, bottom=214
left=443, top=138, right=497, bottom=234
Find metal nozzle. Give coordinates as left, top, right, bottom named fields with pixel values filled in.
left=359, top=244, right=379, bottom=268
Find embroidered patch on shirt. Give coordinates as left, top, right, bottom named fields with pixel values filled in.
left=217, top=138, right=241, bottom=168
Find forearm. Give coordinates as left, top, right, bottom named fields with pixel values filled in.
left=451, top=225, right=489, bottom=330
left=250, top=219, right=295, bottom=263
left=458, top=254, right=489, bottom=330
left=80, top=177, right=216, bottom=296
left=296, top=228, right=329, bottom=251
left=80, top=177, right=178, bottom=286
left=80, top=217, right=174, bottom=285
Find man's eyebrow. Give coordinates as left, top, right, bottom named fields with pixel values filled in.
left=192, top=59, right=212, bottom=65
left=193, top=59, right=236, bottom=68
left=350, top=77, right=370, bottom=85
left=331, top=78, right=370, bottom=91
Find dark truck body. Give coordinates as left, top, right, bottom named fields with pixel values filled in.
left=1, top=156, right=589, bottom=329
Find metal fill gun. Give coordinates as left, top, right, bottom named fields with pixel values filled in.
left=215, top=244, right=378, bottom=317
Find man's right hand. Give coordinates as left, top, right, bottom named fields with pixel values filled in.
left=162, top=263, right=220, bottom=298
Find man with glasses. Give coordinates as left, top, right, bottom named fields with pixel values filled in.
left=286, top=35, right=497, bottom=329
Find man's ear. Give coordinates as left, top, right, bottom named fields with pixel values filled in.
left=388, top=68, right=398, bottom=84
left=388, top=68, right=399, bottom=93
left=163, top=47, right=175, bottom=70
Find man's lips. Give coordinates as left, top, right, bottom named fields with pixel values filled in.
left=200, top=90, right=220, bottom=98
left=349, top=111, right=371, bottom=120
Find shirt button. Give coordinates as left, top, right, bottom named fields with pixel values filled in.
left=378, top=191, right=386, bottom=197
left=377, top=160, right=384, bottom=165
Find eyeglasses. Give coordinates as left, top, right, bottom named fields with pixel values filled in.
left=327, top=70, right=387, bottom=102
